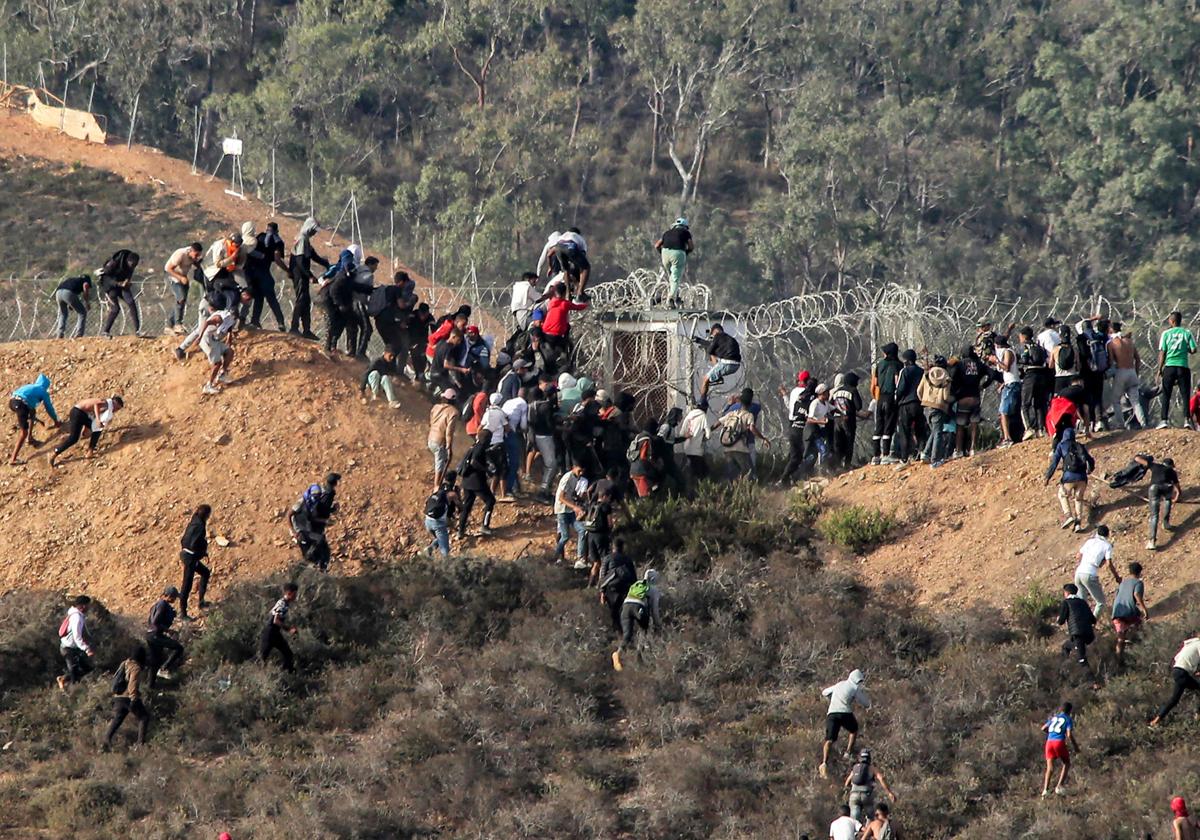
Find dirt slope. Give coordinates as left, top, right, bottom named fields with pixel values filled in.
left=0, top=335, right=550, bottom=614
left=823, top=429, right=1200, bottom=617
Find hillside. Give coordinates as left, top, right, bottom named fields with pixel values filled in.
left=823, top=429, right=1200, bottom=617
left=0, top=334, right=548, bottom=613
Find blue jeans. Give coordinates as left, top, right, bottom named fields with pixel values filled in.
left=556, top=511, right=585, bottom=560
left=425, top=515, right=450, bottom=557
left=923, top=409, right=947, bottom=462
left=504, top=433, right=522, bottom=494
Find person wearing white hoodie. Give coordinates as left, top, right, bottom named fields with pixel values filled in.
left=56, top=595, right=94, bottom=691
left=819, top=668, right=871, bottom=778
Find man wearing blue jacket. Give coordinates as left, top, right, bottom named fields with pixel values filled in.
left=9, top=373, right=60, bottom=465
left=1044, top=426, right=1095, bottom=532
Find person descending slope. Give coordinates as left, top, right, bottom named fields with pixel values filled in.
left=423, top=470, right=460, bottom=558
left=260, top=583, right=299, bottom=673
left=56, top=595, right=94, bottom=692
left=1145, top=456, right=1182, bottom=551
left=597, top=539, right=637, bottom=632
left=612, top=568, right=662, bottom=672
left=359, top=347, right=403, bottom=409
left=1039, top=702, right=1079, bottom=797
left=9, top=373, right=60, bottom=465
left=49, top=395, right=124, bottom=466
left=145, top=587, right=184, bottom=688
left=819, top=668, right=870, bottom=779
left=289, top=473, right=340, bottom=571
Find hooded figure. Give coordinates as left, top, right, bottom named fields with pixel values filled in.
left=288, top=218, right=330, bottom=336
left=99, top=250, right=144, bottom=337
left=1173, top=796, right=1189, bottom=819
left=558, top=373, right=583, bottom=415
left=830, top=371, right=863, bottom=470
left=871, top=344, right=902, bottom=462
left=823, top=669, right=870, bottom=715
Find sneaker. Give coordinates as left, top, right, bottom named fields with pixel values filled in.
left=997, top=440, right=1013, bottom=449
left=612, top=650, right=623, bottom=672
left=818, top=763, right=828, bottom=779
left=870, top=457, right=881, bottom=466
left=388, top=402, right=402, bottom=409
left=479, top=526, right=494, bottom=537
left=930, top=460, right=944, bottom=469
left=1041, top=789, right=1049, bottom=798
left=156, top=669, right=172, bottom=680
left=202, top=383, right=220, bottom=395
left=56, top=675, right=67, bottom=693
left=1022, top=430, right=1037, bottom=441
left=1054, top=786, right=1066, bottom=796
left=1164, top=522, right=1175, bottom=531
left=1060, top=517, right=1077, bottom=530
left=968, top=449, right=977, bottom=457
left=217, top=373, right=232, bottom=384
left=301, top=330, right=320, bottom=341
left=173, top=347, right=186, bottom=362
left=287, top=328, right=303, bottom=337
left=879, top=456, right=899, bottom=465
left=572, top=559, right=589, bottom=571
left=135, top=330, right=150, bottom=338
left=1157, top=421, right=1170, bottom=429
left=1146, top=540, right=1157, bottom=550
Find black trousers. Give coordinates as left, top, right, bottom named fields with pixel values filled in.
left=1162, top=365, right=1192, bottom=424
left=324, top=303, right=352, bottom=353
left=1061, top=631, right=1094, bottom=665
left=873, top=395, right=898, bottom=457
left=249, top=276, right=286, bottom=328
left=833, top=420, right=856, bottom=469
left=1156, top=666, right=1200, bottom=720
left=54, top=407, right=101, bottom=456
left=896, top=401, right=928, bottom=461
left=459, top=486, right=496, bottom=535
left=354, top=301, right=372, bottom=356
left=62, top=647, right=92, bottom=683
left=105, top=697, right=149, bottom=745
left=298, top=529, right=330, bottom=571
left=687, top=454, right=708, bottom=484
left=619, top=601, right=650, bottom=651
left=781, top=426, right=806, bottom=482
left=586, top=532, right=611, bottom=565
left=146, top=632, right=184, bottom=685
left=1022, top=373, right=1051, bottom=433
left=602, top=584, right=630, bottom=631
left=180, top=557, right=210, bottom=615
left=289, top=268, right=312, bottom=333
left=102, top=286, right=140, bottom=335
left=259, top=624, right=294, bottom=672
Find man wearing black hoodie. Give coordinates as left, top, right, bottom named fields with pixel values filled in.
left=831, top=372, right=866, bottom=471
left=894, top=349, right=927, bottom=463
left=871, top=343, right=902, bottom=465
left=951, top=346, right=992, bottom=458
left=179, top=504, right=212, bottom=619
left=288, top=217, right=330, bottom=339
left=597, top=539, right=637, bottom=632
left=1058, top=582, right=1098, bottom=672
left=98, top=250, right=143, bottom=338
left=146, top=587, right=184, bottom=687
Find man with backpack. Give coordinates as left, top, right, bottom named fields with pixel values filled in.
left=179, top=504, right=212, bottom=620
left=716, top=388, right=768, bottom=480
left=1079, top=317, right=1110, bottom=432
left=894, top=349, right=926, bottom=462
left=597, top=539, right=637, bottom=632
left=57, top=595, right=94, bottom=692
left=628, top=419, right=661, bottom=497
left=424, top=470, right=460, bottom=558
left=819, top=668, right=870, bottom=779
left=289, top=473, right=340, bottom=571
left=55, top=274, right=93, bottom=339
left=145, top=586, right=184, bottom=688
left=457, top=429, right=497, bottom=539
left=583, top=487, right=616, bottom=585
left=289, top=218, right=330, bottom=340
left=612, top=568, right=661, bottom=672
left=103, top=646, right=150, bottom=750
left=1017, top=327, right=1052, bottom=440
left=917, top=358, right=951, bottom=466
left=260, top=583, right=299, bottom=673
left=9, top=372, right=60, bottom=465
left=1044, top=427, right=1095, bottom=532
left=843, top=749, right=898, bottom=824
left=1159, top=311, right=1198, bottom=428
left=1106, top=322, right=1146, bottom=429
left=98, top=249, right=144, bottom=338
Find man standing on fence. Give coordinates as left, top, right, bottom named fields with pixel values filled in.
left=655, top=217, right=693, bottom=306
left=289, top=218, right=329, bottom=340
left=164, top=242, right=203, bottom=335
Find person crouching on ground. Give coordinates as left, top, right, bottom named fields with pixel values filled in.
left=612, top=568, right=661, bottom=672
left=50, top=395, right=124, bottom=467
left=360, top=346, right=403, bottom=408
left=9, top=373, right=60, bottom=465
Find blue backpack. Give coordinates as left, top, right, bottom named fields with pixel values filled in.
left=301, top=483, right=324, bottom=514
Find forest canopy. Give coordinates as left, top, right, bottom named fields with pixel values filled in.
left=4, top=0, right=1200, bottom=307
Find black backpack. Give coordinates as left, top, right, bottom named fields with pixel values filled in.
left=1063, top=441, right=1089, bottom=475
left=367, top=285, right=395, bottom=317
left=1023, top=343, right=1047, bottom=368
left=111, top=662, right=129, bottom=695
left=424, top=489, right=449, bottom=519
left=851, top=760, right=873, bottom=786
left=1056, top=342, right=1075, bottom=371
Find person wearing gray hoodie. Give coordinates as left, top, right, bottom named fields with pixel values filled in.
left=819, top=668, right=871, bottom=778
left=288, top=217, right=330, bottom=339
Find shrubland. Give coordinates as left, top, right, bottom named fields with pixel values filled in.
left=0, top=486, right=1195, bottom=838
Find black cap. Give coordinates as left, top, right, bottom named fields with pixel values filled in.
left=900, top=349, right=917, bottom=362
left=325, top=472, right=341, bottom=485
left=1044, top=317, right=1061, bottom=327
left=163, top=586, right=180, bottom=598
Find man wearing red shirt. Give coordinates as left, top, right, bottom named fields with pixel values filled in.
left=541, top=284, right=588, bottom=360
left=425, top=307, right=471, bottom=361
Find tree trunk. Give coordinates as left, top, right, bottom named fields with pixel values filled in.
left=649, top=100, right=659, bottom=176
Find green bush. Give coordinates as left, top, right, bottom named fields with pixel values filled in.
left=816, top=505, right=896, bottom=551
left=1011, top=582, right=1061, bottom=637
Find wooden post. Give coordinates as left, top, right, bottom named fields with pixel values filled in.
left=191, top=107, right=201, bottom=174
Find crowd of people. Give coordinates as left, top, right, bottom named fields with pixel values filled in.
left=27, top=213, right=1200, bottom=835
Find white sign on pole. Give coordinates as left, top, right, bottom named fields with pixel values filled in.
left=221, top=137, right=243, bottom=156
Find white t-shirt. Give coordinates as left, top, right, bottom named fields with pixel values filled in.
left=787, top=386, right=806, bottom=420
left=1075, top=536, right=1113, bottom=578
left=829, top=815, right=862, bottom=840
left=553, top=472, right=588, bottom=515
left=482, top=405, right=508, bottom=440
left=510, top=280, right=536, bottom=316
left=502, top=397, right=528, bottom=432
left=807, top=398, right=832, bottom=424
left=681, top=407, right=710, bottom=457
left=1172, top=638, right=1200, bottom=673
left=1037, top=328, right=1062, bottom=356
left=997, top=347, right=1021, bottom=384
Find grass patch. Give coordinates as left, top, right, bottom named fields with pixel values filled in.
left=1011, top=582, right=1061, bottom=638
left=816, top=504, right=896, bottom=551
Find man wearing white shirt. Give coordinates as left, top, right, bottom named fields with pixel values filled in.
left=803, top=384, right=833, bottom=472
left=510, top=272, right=539, bottom=331
left=680, top=403, right=711, bottom=485
left=1075, top=525, right=1114, bottom=619
left=502, top=390, right=529, bottom=497
left=1037, top=317, right=1063, bottom=356
left=536, top=231, right=562, bottom=278
left=57, top=595, right=95, bottom=691
left=828, top=804, right=861, bottom=840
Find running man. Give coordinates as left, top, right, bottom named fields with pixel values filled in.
left=819, top=668, right=870, bottom=779
left=1057, top=583, right=1097, bottom=671
left=1044, top=427, right=1094, bottom=532
left=9, top=373, right=60, bottom=465
left=843, top=749, right=898, bottom=823
left=102, top=646, right=150, bottom=750
left=179, top=504, right=212, bottom=619
left=1110, top=561, right=1148, bottom=659
left=97, top=249, right=143, bottom=338
left=56, top=595, right=94, bottom=692
left=145, top=587, right=184, bottom=688
left=612, top=568, right=661, bottom=672
left=457, top=430, right=497, bottom=539
left=1074, top=525, right=1113, bottom=619
left=1150, top=636, right=1200, bottom=727
left=1039, top=702, right=1079, bottom=797
left=1158, top=311, right=1197, bottom=428
left=553, top=463, right=588, bottom=566
left=49, top=395, right=124, bottom=466
left=598, top=538, right=637, bottom=632
left=1146, top=456, right=1182, bottom=550
left=260, top=583, right=299, bottom=672
left=694, top=324, right=741, bottom=410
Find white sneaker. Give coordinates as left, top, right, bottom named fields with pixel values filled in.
left=1054, top=786, right=1066, bottom=795
left=1146, top=540, right=1157, bottom=550
left=217, top=373, right=232, bottom=384
left=1022, top=430, right=1037, bottom=441
left=156, top=669, right=171, bottom=680
left=388, top=402, right=402, bottom=409
left=1060, top=517, right=1076, bottom=530
left=202, top=383, right=220, bottom=395
left=572, top=559, right=589, bottom=571
left=1157, top=421, right=1170, bottom=429
left=969, top=449, right=977, bottom=457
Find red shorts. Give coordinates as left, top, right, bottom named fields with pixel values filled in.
left=1112, top=616, right=1142, bottom=634
left=1045, top=740, right=1069, bottom=761
left=632, top=476, right=652, bottom=498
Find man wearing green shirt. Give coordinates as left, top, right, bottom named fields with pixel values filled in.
left=1158, top=311, right=1197, bottom=429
